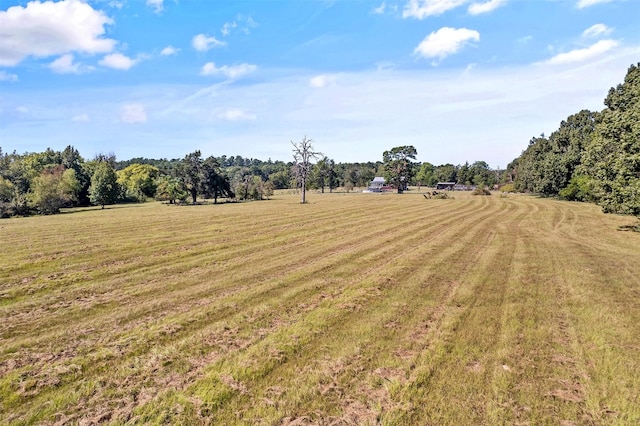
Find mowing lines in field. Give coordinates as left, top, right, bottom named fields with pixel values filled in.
left=2, top=194, right=639, bottom=424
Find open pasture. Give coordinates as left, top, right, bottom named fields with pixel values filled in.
left=1, top=191, right=639, bottom=425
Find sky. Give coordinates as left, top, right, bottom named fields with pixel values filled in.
left=1, top=0, right=639, bottom=167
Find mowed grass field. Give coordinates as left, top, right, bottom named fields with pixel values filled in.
left=1, top=191, right=639, bottom=425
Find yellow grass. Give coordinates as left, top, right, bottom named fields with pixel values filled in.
left=1, top=191, right=639, bottom=425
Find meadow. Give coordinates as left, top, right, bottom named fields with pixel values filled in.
left=1, top=191, right=639, bottom=425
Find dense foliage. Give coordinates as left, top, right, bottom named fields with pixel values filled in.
left=383, top=145, right=418, bottom=193
left=507, top=63, right=640, bottom=217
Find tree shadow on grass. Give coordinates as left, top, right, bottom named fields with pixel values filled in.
left=617, top=221, right=640, bottom=232
left=59, top=204, right=144, bottom=215
left=168, top=199, right=239, bottom=207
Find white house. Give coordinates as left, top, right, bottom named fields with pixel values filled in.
left=364, top=177, right=387, bottom=192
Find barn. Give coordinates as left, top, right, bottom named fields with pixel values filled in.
left=435, top=182, right=456, bottom=190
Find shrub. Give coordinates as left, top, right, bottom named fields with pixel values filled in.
left=433, top=192, right=451, bottom=199
left=500, top=183, right=516, bottom=193
left=559, top=174, right=593, bottom=202
left=472, top=187, right=492, bottom=196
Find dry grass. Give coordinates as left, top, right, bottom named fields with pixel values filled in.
left=1, top=191, right=639, bottom=425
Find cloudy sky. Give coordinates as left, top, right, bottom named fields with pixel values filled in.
left=1, top=0, right=639, bottom=166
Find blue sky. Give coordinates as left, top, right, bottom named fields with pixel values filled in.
left=1, top=0, right=639, bottom=166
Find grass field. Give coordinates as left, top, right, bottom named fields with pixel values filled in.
left=1, top=191, right=639, bottom=425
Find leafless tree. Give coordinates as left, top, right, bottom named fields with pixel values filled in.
left=291, top=136, right=322, bottom=204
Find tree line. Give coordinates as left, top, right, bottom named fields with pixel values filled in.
left=0, top=138, right=505, bottom=217
left=505, top=62, right=639, bottom=218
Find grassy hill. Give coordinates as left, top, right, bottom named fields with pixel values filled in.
left=1, top=191, right=639, bottom=424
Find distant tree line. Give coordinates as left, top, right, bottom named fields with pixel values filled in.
left=0, top=140, right=506, bottom=218
left=505, top=62, right=639, bottom=218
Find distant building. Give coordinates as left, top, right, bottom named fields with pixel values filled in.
left=454, top=184, right=476, bottom=191
left=370, top=177, right=385, bottom=189
left=364, top=177, right=393, bottom=193
left=435, top=182, right=456, bottom=191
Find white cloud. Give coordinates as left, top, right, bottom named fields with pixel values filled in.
left=71, top=113, right=90, bottom=122
left=220, top=16, right=257, bottom=36
left=373, top=2, right=386, bottom=14
left=577, top=0, right=616, bottom=8
left=0, top=0, right=115, bottom=67
left=49, top=54, right=82, bottom=74
left=146, top=0, right=164, bottom=13
left=120, top=103, right=147, bottom=123
left=403, top=0, right=467, bottom=19
left=192, top=34, right=227, bottom=51
left=468, top=0, right=508, bottom=15
left=545, top=39, right=618, bottom=65
left=241, top=16, right=258, bottom=35
left=0, top=70, right=18, bottom=82
left=582, top=23, right=613, bottom=38
left=462, top=63, right=477, bottom=77
left=99, top=53, right=138, bottom=70
left=221, top=21, right=237, bottom=36
left=218, top=109, right=256, bottom=121
left=414, top=27, right=480, bottom=62
left=161, top=46, right=180, bottom=56
left=200, top=62, right=257, bottom=79
left=517, top=35, right=533, bottom=44
left=310, top=74, right=338, bottom=88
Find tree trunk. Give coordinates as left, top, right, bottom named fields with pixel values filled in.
left=301, top=178, right=306, bottom=203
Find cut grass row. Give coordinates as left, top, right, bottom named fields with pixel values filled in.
left=1, top=192, right=638, bottom=424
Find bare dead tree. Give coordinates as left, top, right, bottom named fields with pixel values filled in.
left=291, top=136, right=322, bottom=204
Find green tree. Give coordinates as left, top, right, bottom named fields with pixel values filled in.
left=581, top=63, right=640, bottom=217
left=117, top=163, right=159, bottom=201
left=383, top=146, right=417, bottom=193
left=326, top=158, right=338, bottom=193
left=0, top=175, right=13, bottom=202
left=28, top=166, right=80, bottom=214
left=0, top=175, right=16, bottom=217
left=434, top=163, right=457, bottom=184
left=512, top=111, right=596, bottom=196
left=232, top=167, right=253, bottom=201
left=90, top=161, right=119, bottom=209
left=202, top=157, right=234, bottom=203
left=559, top=174, right=593, bottom=202
left=176, top=151, right=203, bottom=204
left=457, top=162, right=471, bottom=185
left=313, top=157, right=338, bottom=193
left=514, top=136, right=550, bottom=193
left=249, top=176, right=265, bottom=200
left=61, top=145, right=90, bottom=205
left=263, top=180, right=275, bottom=199
left=416, top=162, right=437, bottom=187
left=269, top=169, right=292, bottom=190
left=314, top=157, right=329, bottom=193
left=155, top=175, right=186, bottom=204
left=469, top=161, right=496, bottom=187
